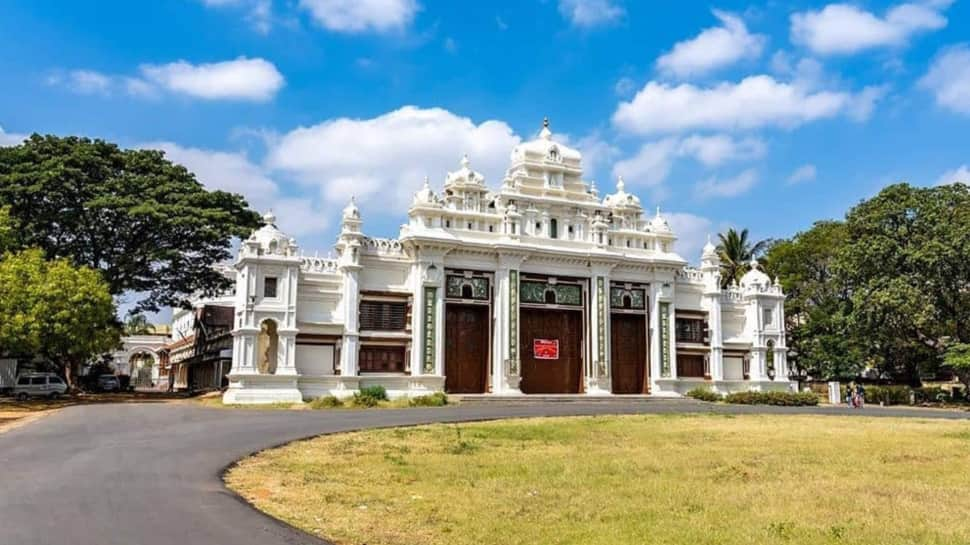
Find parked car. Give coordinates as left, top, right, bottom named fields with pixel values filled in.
left=96, top=374, right=121, bottom=392
left=12, top=373, right=68, bottom=400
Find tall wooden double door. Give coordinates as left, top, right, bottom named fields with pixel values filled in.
left=610, top=313, right=648, bottom=394
left=444, top=304, right=489, bottom=393
left=519, top=308, right=583, bottom=394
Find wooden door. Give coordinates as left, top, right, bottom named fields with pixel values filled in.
left=520, top=308, right=582, bottom=394
left=444, top=304, right=489, bottom=393
left=611, top=313, right=647, bottom=394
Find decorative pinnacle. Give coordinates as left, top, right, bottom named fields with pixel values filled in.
left=617, top=175, right=625, bottom=192
left=460, top=154, right=470, bottom=168
left=543, top=116, right=549, bottom=129
left=262, top=210, right=276, bottom=226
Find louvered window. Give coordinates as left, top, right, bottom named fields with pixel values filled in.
left=359, top=301, right=407, bottom=331
left=675, top=318, right=705, bottom=343
left=359, top=346, right=406, bottom=373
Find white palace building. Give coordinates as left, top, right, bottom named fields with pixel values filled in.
left=223, top=120, right=793, bottom=404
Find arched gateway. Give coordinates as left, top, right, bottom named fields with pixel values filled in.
left=222, top=119, right=794, bottom=404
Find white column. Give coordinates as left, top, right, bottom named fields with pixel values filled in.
left=433, top=268, right=446, bottom=377
left=339, top=268, right=360, bottom=377
left=496, top=254, right=523, bottom=394
left=708, top=296, right=724, bottom=381
left=276, top=331, right=298, bottom=375
left=409, top=262, right=425, bottom=376
left=588, top=265, right=612, bottom=395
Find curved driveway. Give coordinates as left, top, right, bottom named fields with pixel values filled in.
left=1, top=400, right=967, bottom=545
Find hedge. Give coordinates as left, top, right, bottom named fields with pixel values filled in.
left=685, top=387, right=722, bottom=402
left=723, top=390, right=819, bottom=406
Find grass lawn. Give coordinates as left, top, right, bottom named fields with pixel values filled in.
left=226, top=414, right=970, bottom=545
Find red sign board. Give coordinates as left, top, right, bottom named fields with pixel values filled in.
left=533, top=339, right=560, bottom=360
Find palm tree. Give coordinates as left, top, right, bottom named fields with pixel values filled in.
left=716, top=228, right=768, bottom=288
left=123, top=313, right=155, bottom=336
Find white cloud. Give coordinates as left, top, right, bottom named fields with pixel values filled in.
left=666, top=212, right=714, bottom=262
left=558, top=0, right=624, bottom=28
left=937, top=164, right=970, bottom=186
left=790, top=2, right=950, bottom=55
left=611, top=139, right=679, bottom=189
left=678, top=134, right=765, bottom=167
left=201, top=0, right=273, bottom=33
left=265, top=106, right=522, bottom=213
left=787, top=164, right=817, bottom=185
left=142, top=141, right=329, bottom=237
left=695, top=169, right=758, bottom=199
left=656, top=10, right=765, bottom=78
left=0, top=127, right=27, bottom=147
left=614, top=77, right=636, bottom=96
left=612, top=75, right=880, bottom=134
left=920, top=44, right=970, bottom=115
left=146, top=141, right=278, bottom=197
left=611, top=134, right=765, bottom=191
left=138, top=57, right=284, bottom=102
left=46, top=69, right=112, bottom=96
left=299, top=0, right=418, bottom=33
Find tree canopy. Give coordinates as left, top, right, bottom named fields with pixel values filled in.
left=767, top=183, right=970, bottom=384
left=0, top=135, right=262, bottom=313
left=0, top=249, right=119, bottom=386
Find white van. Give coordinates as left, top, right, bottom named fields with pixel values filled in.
left=12, top=373, right=68, bottom=400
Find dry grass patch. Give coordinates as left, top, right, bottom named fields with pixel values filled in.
left=226, top=414, right=970, bottom=545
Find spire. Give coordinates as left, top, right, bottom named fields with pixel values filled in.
left=262, top=210, right=276, bottom=226
left=616, top=175, right=625, bottom=193
left=539, top=117, right=552, bottom=140
left=460, top=154, right=470, bottom=169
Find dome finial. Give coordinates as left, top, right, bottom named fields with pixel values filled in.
left=262, top=210, right=276, bottom=226
left=656, top=205, right=662, bottom=217
left=539, top=117, right=552, bottom=139
left=460, top=154, right=470, bottom=168
left=617, top=175, right=625, bottom=192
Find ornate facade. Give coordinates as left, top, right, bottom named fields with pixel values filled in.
left=223, top=120, right=793, bottom=403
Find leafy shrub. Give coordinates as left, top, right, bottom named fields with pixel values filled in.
left=913, top=387, right=947, bottom=403
left=350, top=392, right=381, bottom=408
left=863, top=385, right=911, bottom=405
left=685, top=387, right=722, bottom=402
left=409, top=392, right=448, bottom=407
left=308, top=395, right=343, bottom=409
left=723, top=390, right=819, bottom=406
left=359, top=385, right=388, bottom=401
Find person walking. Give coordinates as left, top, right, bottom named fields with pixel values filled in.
left=855, top=383, right=866, bottom=409
left=847, top=381, right=856, bottom=408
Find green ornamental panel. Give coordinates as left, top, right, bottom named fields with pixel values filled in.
left=660, top=302, right=671, bottom=378
left=597, top=277, right=607, bottom=375
left=445, top=275, right=489, bottom=300
left=423, top=286, right=437, bottom=374
left=520, top=280, right=583, bottom=306
left=509, top=270, right=519, bottom=375
left=610, top=287, right=646, bottom=309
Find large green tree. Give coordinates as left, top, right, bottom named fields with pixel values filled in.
left=837, top=183, right=970, bottom=385
left=0, top=135, right=261, bottom=313
left=716, top=227, right=768, bottom=287
left=0, top=249, right=119, bottom=387
left=765, top=221, right=862, bottom=380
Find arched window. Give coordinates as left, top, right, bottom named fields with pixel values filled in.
left=462, top=284, right=473, bottom=299
left=550, top=218, right=558, bottom=239
left=257, top=319, right=279, bottom=374
left=544, top=289, right=557, bottom=304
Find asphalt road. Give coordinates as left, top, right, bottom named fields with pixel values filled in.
left=1, top=400, right=967, bottom=545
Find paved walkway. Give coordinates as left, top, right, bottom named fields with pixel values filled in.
left=0, top=401, right=967, bottom=545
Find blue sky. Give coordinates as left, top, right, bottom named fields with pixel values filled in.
left=2, top=0, right=969, bottom=270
